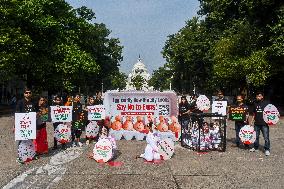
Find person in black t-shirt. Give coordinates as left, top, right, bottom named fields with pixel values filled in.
left=94, top=91, right=103, bottom=105
left=178, top=96, right=191, bottom=130
left=15, top=88, right=37, bottom=164
left=249, top=92, right=270, bottom=156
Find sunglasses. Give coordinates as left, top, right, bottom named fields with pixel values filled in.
left=25, top=92, right=31, bottom=94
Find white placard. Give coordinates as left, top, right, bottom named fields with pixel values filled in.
left=158, top=138, right=175, bottom=160
left=50, top=106, right=73, bottom=122
left=93, top=138, right=113, bottom=162
left=103, top=91, right=178, bottom=117
left=18, top=140, right=36, bottom=162
left=87, top=105, right=106, bottom=120
left=196, top=95, right=210, bottom=111
left=212, top=101, right=227, bottom=116
left=263, top=104, right=280, bottom=125
left=15, top=112, right=36, bottom=141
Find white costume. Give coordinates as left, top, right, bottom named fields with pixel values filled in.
left=140, top=132, right=161, bottom=161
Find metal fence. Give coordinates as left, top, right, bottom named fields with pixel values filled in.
left=181, top=113, right=227, bottom=152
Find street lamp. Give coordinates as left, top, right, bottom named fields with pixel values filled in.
left=101, top=81, right=104, bottom=93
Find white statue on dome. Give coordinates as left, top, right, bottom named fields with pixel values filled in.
left=125, top=56, right=153, bottom=91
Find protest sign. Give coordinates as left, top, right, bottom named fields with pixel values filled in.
left=87, top=105, right=106, bottom=120
left=50, top=106, right=73, bottom=122
left=212, top=101, right=227, bottom=116
left=93, top=138, right=113, bottom=162
left=15, top=112, right=36, bottom=141
left=263, top=104, right=280, bottom=125
left=158, top=138, right=174, bottom=160
left=229, top=106, right=247, bottom=121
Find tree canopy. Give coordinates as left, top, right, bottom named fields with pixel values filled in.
left=0, top=0, right=125, bottom=94
left=156, top=0, right=284, bottom=97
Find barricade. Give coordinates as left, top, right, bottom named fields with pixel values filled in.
left=181, top=113, right=227, bottom=152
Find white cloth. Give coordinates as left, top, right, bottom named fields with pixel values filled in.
left=140, top=132, right=161, bottom=161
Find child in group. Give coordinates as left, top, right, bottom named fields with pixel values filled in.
left=88, top=125, right=117, bottom=160
left=98, top=126, right=117, bottom=157
left=137, top=122, right=161, bottom=162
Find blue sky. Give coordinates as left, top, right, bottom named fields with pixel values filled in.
left=65, top=0, right=200, bottom=74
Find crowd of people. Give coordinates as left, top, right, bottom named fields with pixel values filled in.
left=178, top=91, right=271, bottom=156
left=14, top=87, right=272, bottom=164
left=15, top=88, right=105, bottom=163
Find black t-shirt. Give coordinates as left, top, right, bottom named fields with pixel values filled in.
left=253, top=100, right=269, bottom=126
left=179, top=103, right=190, bottom=120
left=94, top=98, right=103, bottom=105
left=16, top=99, right=36, bottom=113
left=72, top=101, right=82, bottom=121
left=189, top=100, right=202, bottom=114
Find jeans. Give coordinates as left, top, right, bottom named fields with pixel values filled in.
left=235, top=122, right=243, bottom=145
left=179, top=118, right=190, bottom=131
left=254, top=124, right=270, bottom=151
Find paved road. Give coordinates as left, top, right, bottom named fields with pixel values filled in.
left=0, top=115, right=283, bottom=189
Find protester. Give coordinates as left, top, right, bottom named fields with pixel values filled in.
left=52, top=95, right=66, bottom=150
left=35, top=97, right=49, bottom=154
left=137, top=122, right=161, bottom=161
left=178, top=96, right=191, bottom=131
left=88, top=125, right=117, bottom=161
left=231, top=95, right=249, bottom=148
left=249, top=92, right=271, bottom=156
left=85, top=96, right=96, bottom=145
left=15, top=88, right=37, bottom=163
left=94, top=91, right=103, bottom=105
left=71, top=94, right=84, bottom=147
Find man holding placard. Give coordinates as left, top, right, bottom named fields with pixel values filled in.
left=15, top=88, right=37, bottom=164
left=249, top=92, right=270, bottom=156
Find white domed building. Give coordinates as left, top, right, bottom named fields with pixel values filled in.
left=125, top=57, right=153, bottom=91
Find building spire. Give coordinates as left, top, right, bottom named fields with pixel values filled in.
left=138, top=54, right=141, bottom=61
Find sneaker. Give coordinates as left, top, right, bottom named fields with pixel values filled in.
left=249, top=148, right=258, bottom=152
left=86, top=140, right=90, bottom=145
left=72, top=142, right=77, bottom=147
left=78, top=142, right=83, bottom=147
left=265, top=150, right=270, bottom=156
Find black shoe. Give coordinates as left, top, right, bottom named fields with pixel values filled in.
left=52, top=146, right=58, bottom=150
left=61, top=144, right=67, bottom=150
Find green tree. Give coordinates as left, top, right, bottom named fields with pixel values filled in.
left=131, top=75, right=146, bottom=90
left=0, top=0, right=123, bottom=94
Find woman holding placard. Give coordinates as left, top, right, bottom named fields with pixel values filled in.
left=35, top=97, right=49, bottom=154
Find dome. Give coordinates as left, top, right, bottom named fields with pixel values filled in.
left=132, top=58, right=147, bottom=73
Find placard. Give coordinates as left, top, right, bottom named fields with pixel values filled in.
left=196, top=95, right=210, bottom=111
left=50, top=106, right=73, bottom=122
left=87, top=105, right=106, bottom=120
left=239, top=125, right=256, bottom=145
left=157, top=138, right=174, bottom=160
left=103, top=91, right=178, bottom=117
left=212, top=101, right=227, bottom=116
left=229, top=106, right=247, bottom=121
left=18, top=140, right=36, bottom=162
left=15, top=112, right=36, bottom=141
left=54, top=124, right=71, bottom=144
left=86, top=121, right=100, bottom=138
left=263, top=104, right=280, bottom=125
left=93, top=138, right=113, bottom=162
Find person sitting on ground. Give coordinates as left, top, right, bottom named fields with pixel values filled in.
left=137, top=122, right=161, bottom=162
